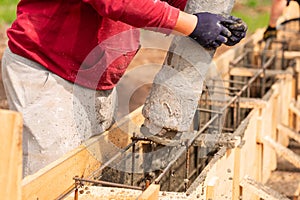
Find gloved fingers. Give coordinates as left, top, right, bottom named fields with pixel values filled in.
left=226, top=35, right=241, bottom=46
left=226, top=36, right=244, bottom=46
left=221, top=16, right=247, bottom=33
left=231, top=30, right=246, bottom=38
left=228, top=15, right=243, bottom=23
left=221, top=18, right=237, bottom=26
left=210, top=41, right=222, bottom=48
left=216, top=35, right=228, bottom=44
left=221, top=15, right=243, bottom=25
left=220, top=26, right=232, bottom=38
left=227, top=22, right=247, bottom=32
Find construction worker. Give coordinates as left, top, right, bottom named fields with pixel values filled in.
left=1, top=0, right=247, bottom=176
left=264, top=0, right=300, bottom=40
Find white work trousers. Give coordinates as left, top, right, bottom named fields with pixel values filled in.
left=1, top=48, right=116, bottom=177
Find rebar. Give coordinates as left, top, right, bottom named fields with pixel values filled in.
left=81, top=50, right=279, bottom=194
left=185, top=142, right=190, bottom=191
left=154, top=146, right=186, bottom=184
left=73, top=177, right=143, bottom=190
left=88, top=140, right=138, bottom=179
left=131, top=132, right=136, bottom=186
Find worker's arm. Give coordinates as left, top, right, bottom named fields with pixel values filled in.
left=163, top=0, right=188, bottom=11
left=269, top=0, right=286, bottom=27
left=83, top=0, right=181, bottom=30
left=173, top=11, right=197, bottom=35
left=263, top=0, right=286, bottom=40
left=83, top=0, right=246, bottom=49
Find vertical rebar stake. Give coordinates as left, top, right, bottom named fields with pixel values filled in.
left=74, top=176, right=81, bottom=200
left=194, top=146, right=199, bottom=176
left=247, top=84, right=251, bottom=98
left=184, top=141, right=190, bottom=191
left=145, top=179, right=150, bottom=189
left=237, top=96, right=241, bottom=126
left=205, top=88, right=209, bottom=125
left=233, top=99, right=237, bottom=130
left=294, top=66, right=299, bottom=101
left=218, top=113, right=222, bottom=134
left=131, top=132, right=136, bottom=186
left=261, top=42, right=269, bottom=97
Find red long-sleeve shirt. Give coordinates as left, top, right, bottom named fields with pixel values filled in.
left=7, top=0, right=187, bottom=90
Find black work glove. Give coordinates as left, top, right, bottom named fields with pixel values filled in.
left=221, top=16, right=247, bottom=46
left=263, top=26, right=277, bottom=41
left=189, top=12, right=232, bottom=49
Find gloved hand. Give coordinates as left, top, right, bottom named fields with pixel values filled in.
left=263, top=26, right=277, bottom=41
left=189, top=12, right=232, bottom=49
left=221, top=16, right=247, bottom=46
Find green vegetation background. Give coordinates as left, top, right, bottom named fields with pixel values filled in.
left=0, top=0, right=272, bottom=33
left=232, top=0, right=272, bottom=33
left=0, top=0, right=19, bottom=25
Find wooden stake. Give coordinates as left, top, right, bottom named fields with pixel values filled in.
left=277, top=123, right=300, bottom=144
left=289, top=100, right=300, bottom=118
left=230, top=67, right=293, bottom=78
left=264, top=136, right=300, bottom=168
left=232, top=147, right=241, bottom=200
left=206, top=176, right=218, bottom=200
left=0, top=109, right=23, bottom=200
left=138, top=184, right=160, bottom=200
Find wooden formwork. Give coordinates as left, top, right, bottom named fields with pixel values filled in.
left=0, top=109, right=22, bottom=200
left=2, top=29, right=300, bottom=200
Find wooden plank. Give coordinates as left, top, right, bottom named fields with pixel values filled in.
left=65, top=185, right=190, bottom=200
left=138, top=184, right=160, bottom=200
left=296, top=59, right=300, bottom=105
left=199, top=97, right=267, bottom=109
left=284, top=51, right=300, bottom=59
left=206, top=176, right=217, bottom=200
left=64, top=186, right=141, bottom=200
left=277, top=123, right=300, bottom=144
left=240, top=175, right=290, bottom=200
left=277, top=79, right=293, bottom=147
left=22, top=142, right=101, bottom=200
left=22, top=107, right=144, bottom=200
left=232, top=147, right=241, bottom=200
left=250, top=50, right=300, bottom=60
left=256, top=144, right=263, bottom=183
left=0, top=109, right=23, bottom=200
left=295, top=59, right=300, bottom=128
left=206, top=186, right=214, bottom=200
left=289, top=100, right=300, bottom=118
left=230, top=67, right=293, bottom=78
left=186, top=147, right=227, bottom=198
left=264, top=136, right=300, bottom=168
left=257, top=87, right=278, bottom=182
